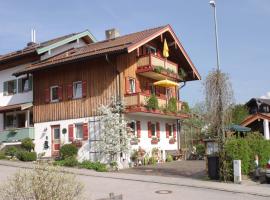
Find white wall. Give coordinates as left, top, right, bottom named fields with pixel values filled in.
left=41, top=38, right=87, bottom=60
left=34, top=116, right=95, bottom=159
left=125, top=114, right=179, bottom=160
left=0, top=65, right=33, bottom=106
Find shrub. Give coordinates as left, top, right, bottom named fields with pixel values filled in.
left=54, top=157, right=78, bottom=167
left=196, top=144, right=205, bottom=157
left=16, top=150, right=37, bottom=162
left=166, top=154, right=173, bottom=162
left=0, top=151, right=6, bottom=160
left=21, top=138, right=35, bottom=152
left=5, top=146, right=18, bottom=158
left=146, top=95, right=158, bottom=110
left=0, top=164, right=84, bottom=200
left=60, top=144, right=78, bottom=159
left=148, top=157, right=157, bottom=165
left=143, top=155, right=149, bottom=165
left=79, top=161, right=108, bottom=172
left=167, top=97, right=177, bottom=113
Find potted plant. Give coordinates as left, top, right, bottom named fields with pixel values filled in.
left=169, top=137, right=176, bottom=144
left=151, top=137, right=159, bottom=144
left=146, top=95, right=159, bottom=111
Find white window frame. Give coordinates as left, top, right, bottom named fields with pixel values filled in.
left=129, top=78, right=136, bottom=94
left=50, top=86, right=59, bottom=102
left=73, top=81, right=82, bottom=99
left=75, top=123, right=83, bottom=140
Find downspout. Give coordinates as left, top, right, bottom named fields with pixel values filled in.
left=177, top=81, right=186, bottom=151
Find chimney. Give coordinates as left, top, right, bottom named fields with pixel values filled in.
left=105, top=28, right=120, bottom=40
left=27, top=29, right=37, bottom=47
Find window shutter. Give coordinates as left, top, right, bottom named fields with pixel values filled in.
left=67, top=84, right=73, bottom=99
left=3, top=81, right=8, bottom=96
left=173, top=124, right=177, bottom=138
left=58, top=86, right=63, bottom=101
left=68, top=124, right=74, bottom=142
left=147, top=121, right=152, bottom=138
left=82, top=80, right=87, bottom=98
left=28, top=76, right=33, bottom=90
left=156, top=122, right=160, bottom=138
left=125, top=77, right=130, bottom=94
left=166, top=123, right=169, bottom=138
left=83, top=123, right=89, bottom=140
left=136, top=121, right=141, bottom=138
left=45, top=88, right=50, bottom=103
left=135, top=80, right=141, bottom=93
left=13, top=80, right=17, bottom=94
left=18, top=78, right=23, bottom=93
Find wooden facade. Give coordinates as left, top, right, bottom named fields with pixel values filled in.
left=33, top=57, right=119, bottom=123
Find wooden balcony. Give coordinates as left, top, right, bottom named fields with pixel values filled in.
left=137, top=54, right=180, bottom=81
left=124, top=93, right=188, bottom=119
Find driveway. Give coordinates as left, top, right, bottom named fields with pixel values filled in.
left=119, top=160, right=207, bottom=179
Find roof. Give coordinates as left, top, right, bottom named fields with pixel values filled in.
left=0, top=30, right=96, bottom=63
left=227, top=124, right=251, bottom=132
left=14, top=25, right=201, bottom=80
left=0, top=102, right=33, bottom=113
left=241, top=113, right=270, bottom=127
left=246, top=98, right=270, bottom=107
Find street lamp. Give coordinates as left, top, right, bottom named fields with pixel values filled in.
left=209, top=0, right=220, bottom=70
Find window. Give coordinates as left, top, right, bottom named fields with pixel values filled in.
left=50, top=86, right=59, bottom=102
left=168, top=124, right=173, bottom=137
left=145, top=45, right=156, bottom=55
left=75, top=124, right=83, bottom=139
left=73, top=81, right=82, bottom=98
left=129, top=78, right=136, bottom=94
left=3, top=80, right=17, bottom=96
left=151, top=123, right=156, bottom=137
left=129, top=121, right=136, bottom=135
left=5, top=114, right=16, bottom=128
left=53, top=127, right=60, bottom=140
left=18, top=76, right=32, bottom=93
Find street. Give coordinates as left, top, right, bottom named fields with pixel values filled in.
left=0, top=164, right=269, bottom=200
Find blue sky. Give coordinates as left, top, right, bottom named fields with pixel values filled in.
left=0, top=0, right=269, bottom=106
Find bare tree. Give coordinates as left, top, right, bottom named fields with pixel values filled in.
left=204, top=69, right=234, bottom=181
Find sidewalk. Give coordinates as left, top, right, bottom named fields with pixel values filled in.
left=0, top=160, right=269, bottom=197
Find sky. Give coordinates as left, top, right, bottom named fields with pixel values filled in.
left=0, top=0, right=269, bottom=106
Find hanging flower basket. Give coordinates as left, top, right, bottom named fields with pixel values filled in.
left=151, top=137, right=159, bottom=144
left=169, top=138, right=176, bottom=144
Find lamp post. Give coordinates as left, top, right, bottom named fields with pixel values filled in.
left=209, top=0, right=220, bottom=70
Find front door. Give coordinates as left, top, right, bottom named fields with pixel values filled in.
left=51, top=125, right=61, bottom=157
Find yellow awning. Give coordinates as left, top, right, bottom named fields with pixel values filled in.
left=153, top=80, right=179, bottom=88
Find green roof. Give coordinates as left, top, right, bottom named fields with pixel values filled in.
left=37, top=30, right=97, bottom=55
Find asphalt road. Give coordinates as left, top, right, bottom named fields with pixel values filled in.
left=0, top=164, right=268, bottom=200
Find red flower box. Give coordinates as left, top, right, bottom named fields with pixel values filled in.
left=169, top=138, right=176, bottom=144
left=151, top=138, right=159, bottom=144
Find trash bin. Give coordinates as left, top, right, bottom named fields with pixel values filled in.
left=207, top=155, right=219, bottom=180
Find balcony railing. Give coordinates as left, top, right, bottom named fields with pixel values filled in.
left=137, top=54, right=180, bottom=81
left=125, top=93, right=182, bottom=113
left=0, top=127, right=35, bottom=143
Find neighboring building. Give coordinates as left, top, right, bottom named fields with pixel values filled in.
left=241, top=98, right=270, bottom=140
left=0, top=31, right=96, bottom=148
left=2, top=25, right=200, bottom=164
